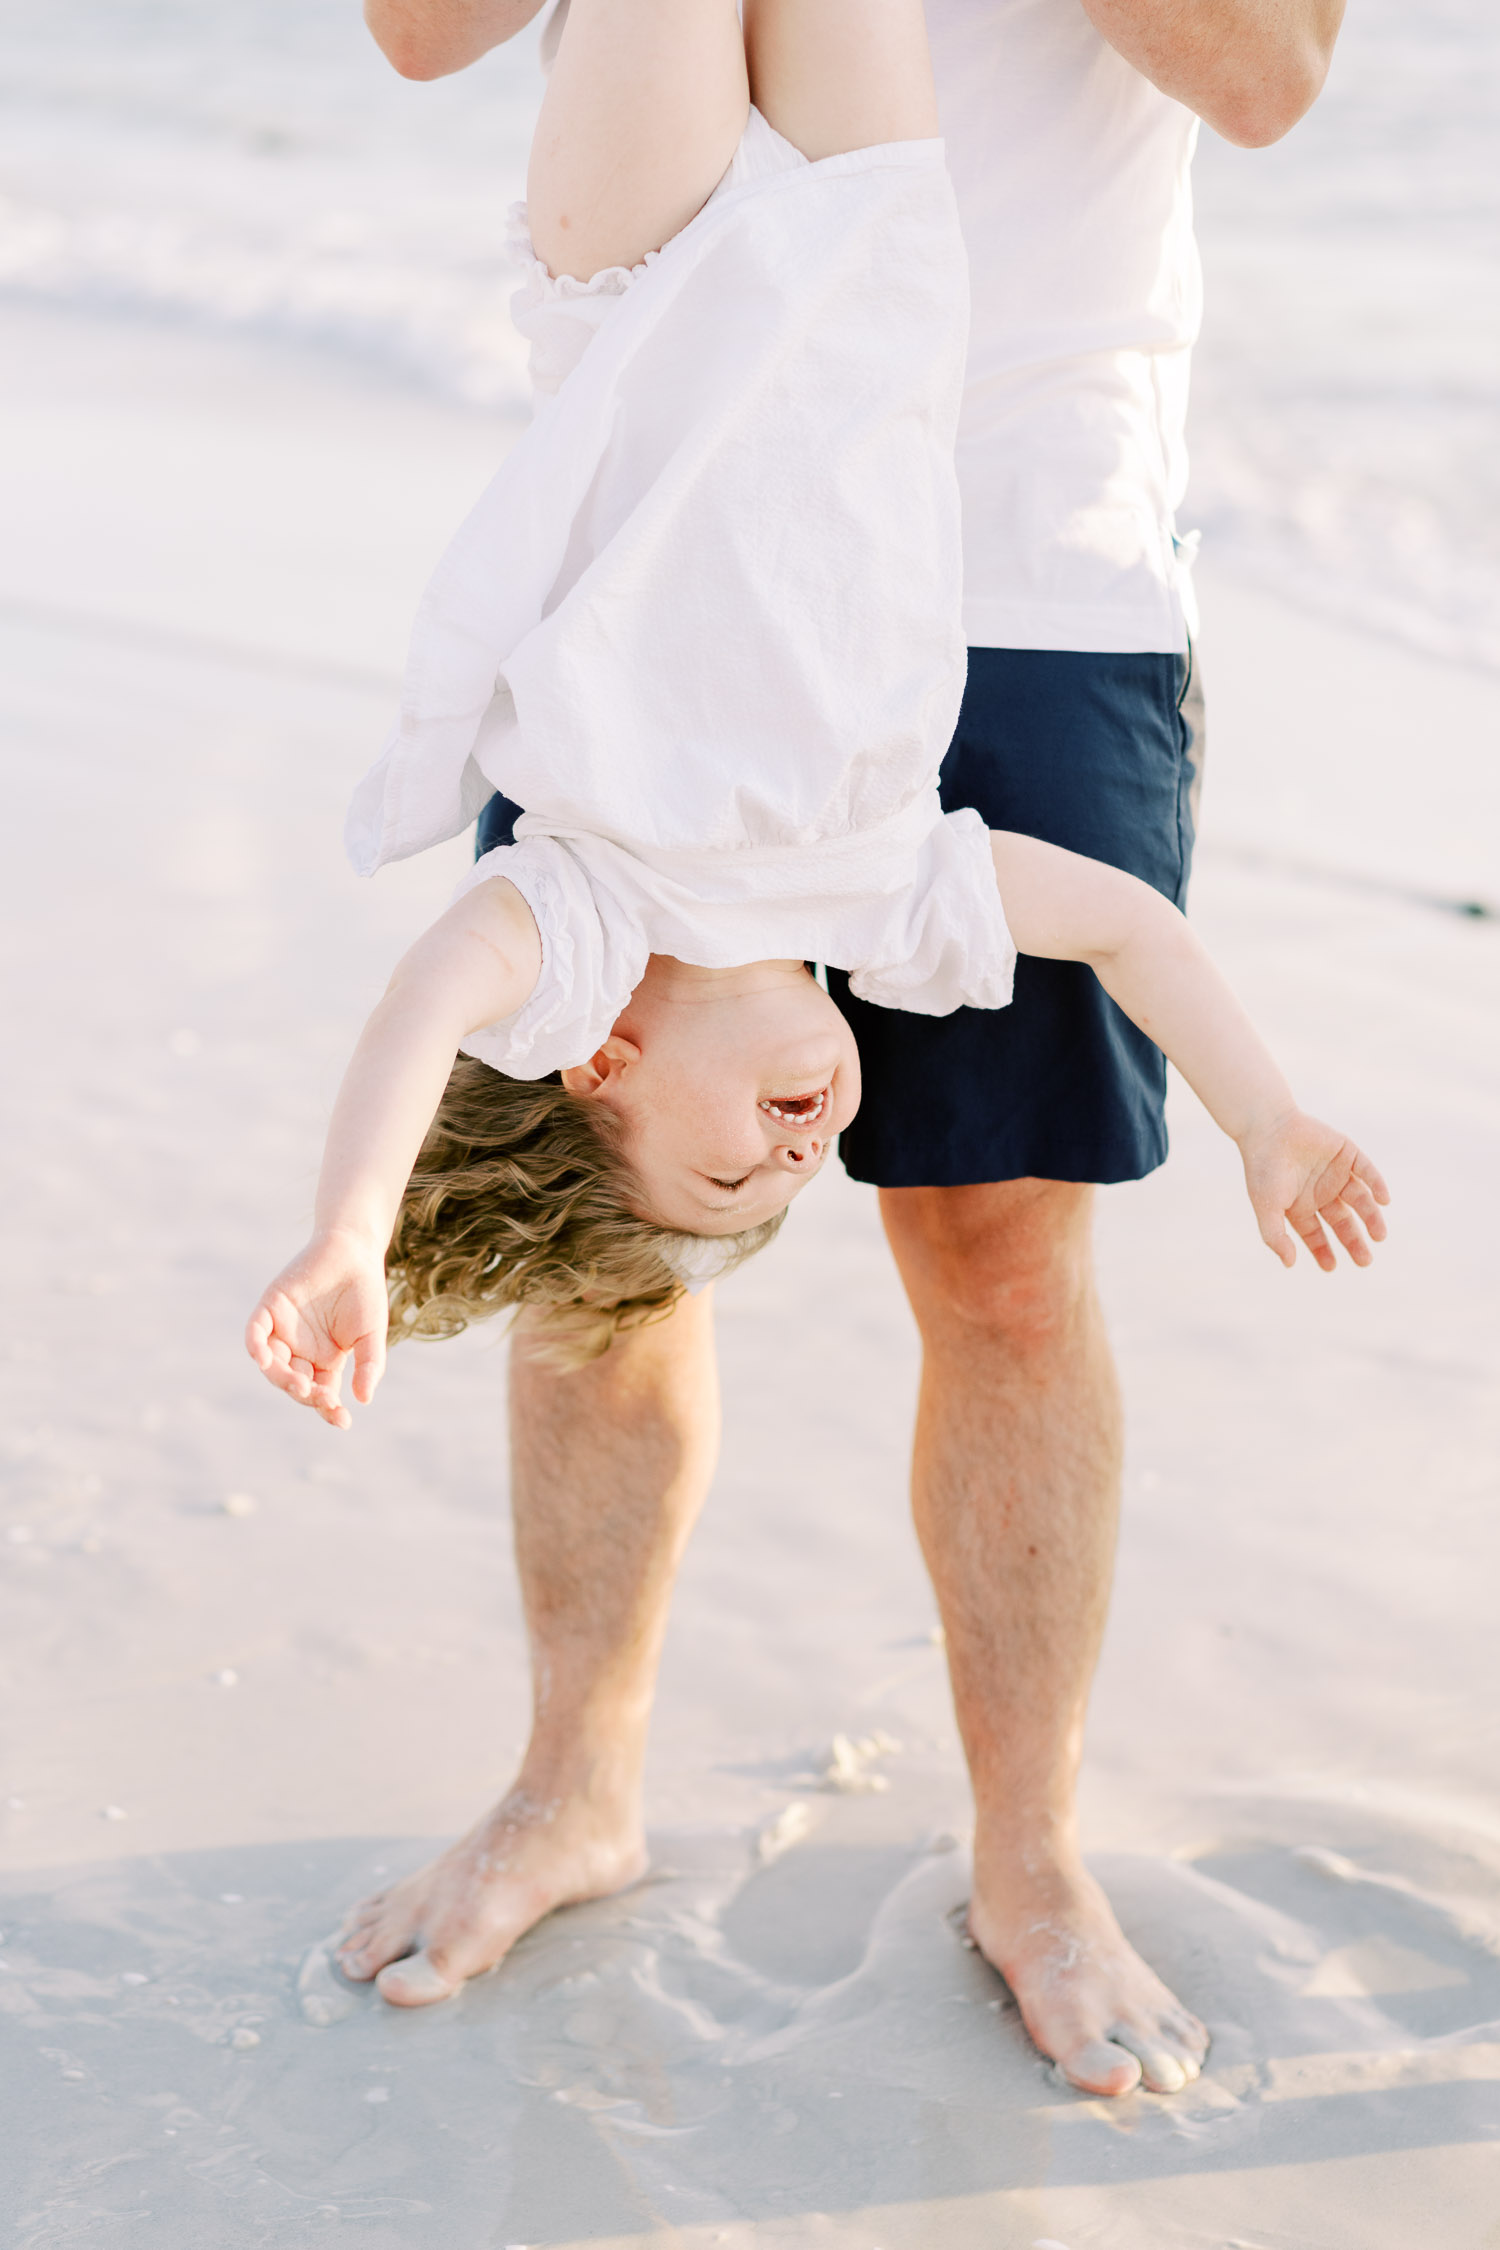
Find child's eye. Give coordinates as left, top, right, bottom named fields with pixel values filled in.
left=708, top=1174, right=752, bottom=1193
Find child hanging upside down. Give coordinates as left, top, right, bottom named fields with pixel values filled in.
left=247, top=0, right=1388, bottom=1421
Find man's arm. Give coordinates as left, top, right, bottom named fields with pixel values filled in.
left=1079, top=0, right=1345, bottom=147
left=364, top=0, right=549, bottom=80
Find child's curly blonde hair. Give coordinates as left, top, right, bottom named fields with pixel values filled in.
left=386, top=1058, right=784, bottom=1367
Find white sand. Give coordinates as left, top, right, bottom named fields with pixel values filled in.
left=2, top=303, right=1499, bottom=2247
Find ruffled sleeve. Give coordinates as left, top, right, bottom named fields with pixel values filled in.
left=507, top=204, right=660, bottom=399
left=846, top=808, right=1016, bottom=1017
left=454, top=834, right=651, bottom=1079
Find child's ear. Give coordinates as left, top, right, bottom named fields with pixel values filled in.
left=561, top=1035, right=641, bottom=1096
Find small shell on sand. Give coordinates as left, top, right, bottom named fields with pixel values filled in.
left=230, top=2027, right=261, bottom=2049
left=213, top=1669, right=239, bottom=1687
left=757, top=1802, right=814, bottom=1864
left=222, top=1493, right=258, bottom=1518
left=101, top=1804, right=127, bottom=1821
left=819, top=1731, right=901, bottom=1793
left=121, top=1971, right=148, bottom=1986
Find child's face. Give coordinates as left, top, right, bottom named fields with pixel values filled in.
left=562, top=960, right=861, bottom=1235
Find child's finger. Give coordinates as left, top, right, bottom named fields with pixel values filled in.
left=351, top=1329, right=386, bottom=1406
left=306, top=1347, right=347, bottom=1412
left=1256, top=1206, right=1297, bottom=1269
left=1291, top=1208, right=1336, bottom=1272
left=265, top=1331, right=304, bottom=1383
left=245, top=1306, right=275, bottom=1369
left=1342, top=1176, right=1388, bottom=1243
left=257, top=1335, right=308, bottom=1397
left=266, top=1360, right=321, bottom=1409
left=1321, top=1195, right=1374, bottom=1267
left=1352, top=1148, right=1391, bottom=1207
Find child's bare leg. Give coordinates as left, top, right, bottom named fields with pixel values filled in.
left=335, top=1289, right=719, bottom=2005
left=745, top=0, right=938, bottom=161
left=528, top=0, right=748, bottom=280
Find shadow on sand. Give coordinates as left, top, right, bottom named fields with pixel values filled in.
left=6, top=1790, right=1500, bottom=2247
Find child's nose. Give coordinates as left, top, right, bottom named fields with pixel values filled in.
left=774, top=1138, right=823, bottom=1170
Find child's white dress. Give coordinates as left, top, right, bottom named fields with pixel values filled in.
left=346, top=111, right=1016, bottom=1078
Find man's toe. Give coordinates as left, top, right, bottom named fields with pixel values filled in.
left=1157, top=2008, right=1210, bottom=2068
left=336, top=1936, right=387, bottom=1981
left=1110, top=2026, right=1195, bottom=2094
left=376, top=1949, right=459, bottom=2008
left=1060, top=2037, right=1143, bottom=2097
left=339, top=1909, right=415, bottom=1981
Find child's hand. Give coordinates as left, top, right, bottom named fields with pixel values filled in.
left=1239, top=1110, right=1391, bottom=1272
left=245, top=1229, right=390, bottom=1430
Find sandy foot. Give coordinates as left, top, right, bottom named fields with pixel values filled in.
left=335, top=1786, right=650, bottom=2006
left=969, top=1857, right=1209, bottom=2097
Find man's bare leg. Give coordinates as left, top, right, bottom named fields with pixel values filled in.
left=337, top=1289, right=718, bottom=2005
left=881, top=1178, right=1209, bottom=2097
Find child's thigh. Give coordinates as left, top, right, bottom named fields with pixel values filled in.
left=745, top=0, right=938, bottom=162
left=528, top=0, right=749, bottom=281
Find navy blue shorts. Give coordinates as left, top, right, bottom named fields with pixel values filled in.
left=475, top=645, right=1202, bottom=1187
left=476, top=791, right=525, bottom=858
left=828, top=647, right=1203, bottom=1189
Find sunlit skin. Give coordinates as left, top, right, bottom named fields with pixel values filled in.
left=246, top=833, right=1389, bottom=1433
left=329, top=0, right=1359, bottom=2094
left=561, top=957, right=862, bottom=1235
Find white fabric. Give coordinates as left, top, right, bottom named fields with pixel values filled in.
left=928, top=0, right=1202, bottom=654
left=347, top=113, right=1016, bottom=1081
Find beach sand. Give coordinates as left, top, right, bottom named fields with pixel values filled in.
left=2, top=302, right=1498, bottom=2247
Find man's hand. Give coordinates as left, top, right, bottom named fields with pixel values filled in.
left=364, top=0, right=549, bottom=80
left=1079, top=0, right=1345, bottom=146
left=245, top=1229, right=392, bottom=1430
left=1239, top=1111, right=1390, bottom=1272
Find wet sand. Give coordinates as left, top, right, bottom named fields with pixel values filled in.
left=2, top=303, right=1498, bottom=2248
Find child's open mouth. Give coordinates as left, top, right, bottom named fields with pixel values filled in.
left=758, top=1086, right=829, bottom=1130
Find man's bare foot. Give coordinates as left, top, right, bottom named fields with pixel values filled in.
left=969, top=1852, right=1208, bottom=2097
left=335, top=1782, right=649, bottom=2007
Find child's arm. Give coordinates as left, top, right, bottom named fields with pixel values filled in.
left=990, top=832, right=1390, bottom=1269
left=245, top=877, right=542, bottom=1429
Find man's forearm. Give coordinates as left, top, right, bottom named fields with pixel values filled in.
left=365, top=0, right=550, bottom=80
left=1079, top=0, right=1345, bottom=146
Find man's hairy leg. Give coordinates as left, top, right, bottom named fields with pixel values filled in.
left=337, top=1289, right=719, bottom=2006
left=881, top=1178, right=1208, bottom=2097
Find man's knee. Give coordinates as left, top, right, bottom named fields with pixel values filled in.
left=510, top=1283, right=718, bottom=1418
left=879, top=1177, right=1097, bottom=1348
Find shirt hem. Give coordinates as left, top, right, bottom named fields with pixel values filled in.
left=961, top=595, right=1189, bottom=657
